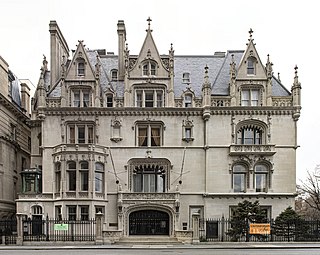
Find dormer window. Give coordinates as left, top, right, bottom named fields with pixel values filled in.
left=106, top=94, right=113, bottom=107
left=77, top=59, right=85, bottom=76
left=184, top=94, right=192, bottom=107
left=111, top=69, right=118, bottom=81
left=247, top=57, right=256, bottom=75
left=182, top=72, right=190, bottom=84
left=142, top=61, right=157, bottom=76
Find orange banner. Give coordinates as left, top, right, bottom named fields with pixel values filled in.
left=249, top=223, right=270, bottom=234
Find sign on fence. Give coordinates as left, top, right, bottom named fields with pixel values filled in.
left=249, top=223, right=270, bottom=235
left=54, top=224, right=69, bottom=231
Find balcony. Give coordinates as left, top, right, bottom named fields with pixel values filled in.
left=119, top=192, right=178, bottom=207
left=121, top=192, right=176, bottom=201
left=229, top=144, right=276, bottom=156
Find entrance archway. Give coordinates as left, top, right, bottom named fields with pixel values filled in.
left=129, top=210, right=169, bottom=235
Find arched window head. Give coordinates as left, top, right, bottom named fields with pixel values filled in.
left=237, top=124, right=265, bottom=145
left=142, top=61, right=157, bottom=76
left=132, top=163, right=167, bottom=193
left=247, top=56, right=256, bottom=75
left=32, top=205, right=43, bottom=215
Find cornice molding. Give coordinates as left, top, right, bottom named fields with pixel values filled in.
left=41, top=106, right=295, bottom=117
left=203, top=192, right=296, bottom=199
left=0, top=94, right=30, bottom=122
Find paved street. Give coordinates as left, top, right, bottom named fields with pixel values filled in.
left=1, top=245, right=320, bottom=255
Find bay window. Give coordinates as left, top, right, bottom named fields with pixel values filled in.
left=95, top=162, right=104, bottom=193
left=67, top=161, right=77, bottom=191
left=80, top=161, right=89, bottom=191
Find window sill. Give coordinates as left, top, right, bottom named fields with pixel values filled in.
left=182, top=138, right=194, bottom=143
left=110, top=137, right=122, bottom=143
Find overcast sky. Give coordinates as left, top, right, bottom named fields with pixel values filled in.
left=0, top=0, right=318, bottom=182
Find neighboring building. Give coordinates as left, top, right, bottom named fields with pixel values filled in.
left=0, top=56, right=31, bottom=218
left=16, top=19, right=301, bottom=240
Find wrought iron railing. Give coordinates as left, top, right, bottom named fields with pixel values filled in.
left=22, top=216, right=96, bottom=242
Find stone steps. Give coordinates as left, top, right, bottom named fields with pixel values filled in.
left=116, top=235, right=182, bottom=245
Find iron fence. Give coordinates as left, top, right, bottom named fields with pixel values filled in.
left=199, top=218, right=320, bottom=242
left=0, top=219, right=17, bottom=245
left=22, top=217, right=96, bottom=242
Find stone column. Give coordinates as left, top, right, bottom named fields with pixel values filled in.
left=95, top=212, right=104, bottom=245
left=16, top=214, right=23, bottom=246
left=192, top=212, right=200, bottom=243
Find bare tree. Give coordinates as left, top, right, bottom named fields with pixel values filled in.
left=297, top=165, right=320, bottom=219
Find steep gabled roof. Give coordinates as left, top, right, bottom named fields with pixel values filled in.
left=65, top=40, right=96, bottom=80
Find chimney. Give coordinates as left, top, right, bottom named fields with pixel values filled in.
left=20, top=82, right=31, bottom=115
left=49, top=21, right=69, bottom=87
left=117, top=20, right=126, bottom=81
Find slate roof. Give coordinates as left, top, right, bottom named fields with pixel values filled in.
left=9, top=71, right=22, bottom=106
left=173, top=54, right=226, bottom=97
left=47, top=49, right=291, bottom=98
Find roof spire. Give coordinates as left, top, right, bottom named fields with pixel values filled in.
left=146, top=17, right=153, bottom=32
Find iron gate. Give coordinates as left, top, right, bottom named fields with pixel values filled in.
left=129, top=210, right=169, bottom=235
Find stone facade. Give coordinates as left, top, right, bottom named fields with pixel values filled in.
left=16, top=20, right=301, bottom=240
left=0, top=56, right=31, bottom=218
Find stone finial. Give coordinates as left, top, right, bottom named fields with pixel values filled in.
left=293, top=65, right=301, bottom=87
left=42, top=55, right=48, bottom=70
left=266, top=54, right=273, bottom=78
left=248, top=28, right=254, bottom=41
left=230, top=54, right=236, bottom=79
left=203, top=65, right=211, bottom=91
left=204, top=65, right=210, bottom=83
left=95, top=54, right=101, bottom=78
left=146, top=17, right=153, bottom=32
left=169, top=43, right=174, bottom=57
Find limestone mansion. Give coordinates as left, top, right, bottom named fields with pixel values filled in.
left=14, top=19, right=301, bottom=239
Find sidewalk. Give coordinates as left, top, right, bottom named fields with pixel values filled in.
left=1, top=242, right=320, bottom=250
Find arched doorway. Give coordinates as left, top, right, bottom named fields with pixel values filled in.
left=129, top=210, right=169, bottom=235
